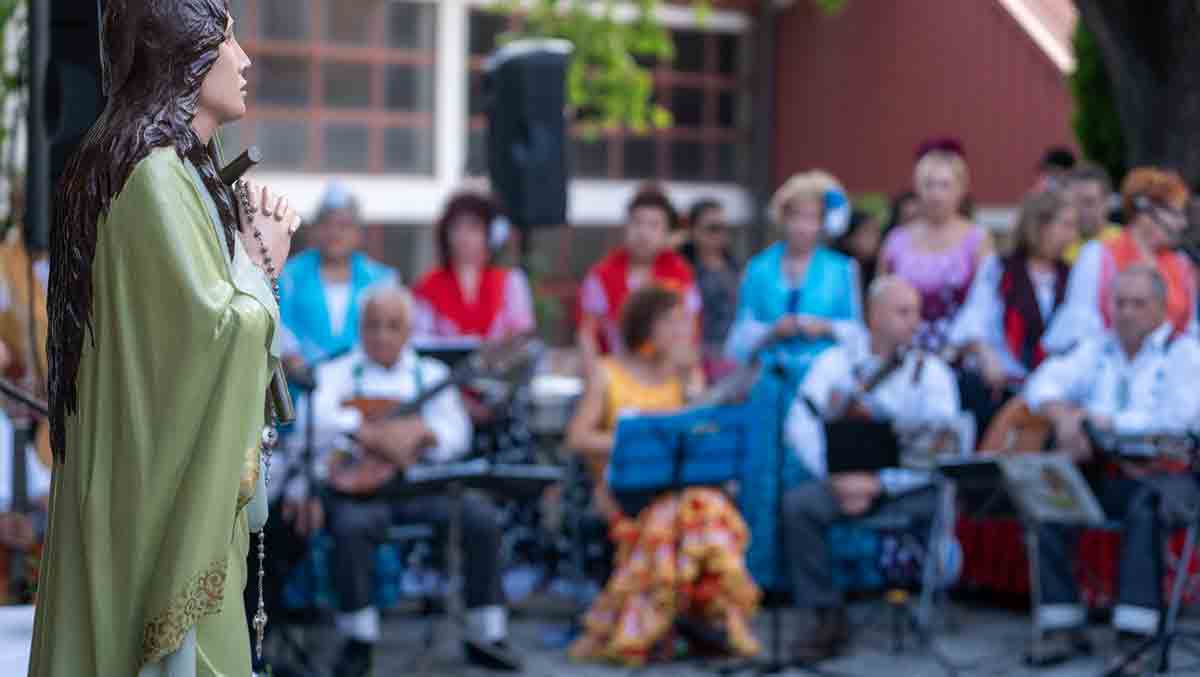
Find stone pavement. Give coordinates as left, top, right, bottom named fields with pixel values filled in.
left=267, top=598, right=1200, bottom=676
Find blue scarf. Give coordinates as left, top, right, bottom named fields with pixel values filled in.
left=278, top=249, right=395, bottom=362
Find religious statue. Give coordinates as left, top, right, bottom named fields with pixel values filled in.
left=28, top=1, right=299, bottom=674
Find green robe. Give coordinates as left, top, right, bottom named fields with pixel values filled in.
left=28, top=147, right=279, bottom=676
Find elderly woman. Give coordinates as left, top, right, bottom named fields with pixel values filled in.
left=722, top=170, right=862, bottom=587
left=880, top=149, right=993, bottom=353
left=725, top=170, right=863, bottom=374
left=1043, top=167, right=1197, bottom=352
left=567, top=285, right=760, bottom=665
left=412, top=191, right=535, bottom=344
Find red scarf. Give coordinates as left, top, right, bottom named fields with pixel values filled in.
left=593, top=247, right=695, bottom=322
left=1000, top=256, right=1067, bottom=371
left=412, top=265, right=509, bottom=338
left=588, top=247, right=695, bottom=354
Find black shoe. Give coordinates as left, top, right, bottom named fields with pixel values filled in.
left=790, top=606, right=850, bottom=664
left=1026, top=628, right=1093, bottom=667
left=463, top=638, right=524, bottom=672
left=334, top=639, right=373, bottom=677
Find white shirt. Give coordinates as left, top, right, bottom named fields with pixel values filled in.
left=277, top=346, right=473, bottom=500
left=785, top=336, right=961, bottom=490
left=1041, top=241, right=1200, bottom=354
left=948, top=255, right=1061, bottom=380
left=0, top=411, right=50, bottom=510
left=1024, top=322, right=1200, bottom=434
left=323, top=281, right=352, bottom=336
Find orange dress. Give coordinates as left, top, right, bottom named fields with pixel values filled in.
left=569, top=359, right=761, bottom=665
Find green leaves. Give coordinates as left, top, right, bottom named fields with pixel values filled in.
left=492, top=0, right=685, bottom=137
left=1069, top=22, right=1126, bottom=184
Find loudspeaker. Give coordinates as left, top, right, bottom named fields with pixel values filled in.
left=483, top=39, right=571, bottom=229
left=26, top=0, right=106, bottom=253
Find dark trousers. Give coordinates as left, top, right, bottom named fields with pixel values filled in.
left=326, top=492, right=504, bottom=612
left=1035, top=473, right=1200, bottom=633
left=782, top=480, right=939, bottom=609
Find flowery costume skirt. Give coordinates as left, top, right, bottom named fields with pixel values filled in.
left=569, top=488, right=761, bottom=665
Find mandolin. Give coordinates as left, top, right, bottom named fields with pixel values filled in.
left=978, top=399, right=1194, bottom=477
left=978, top=397, right=1052, bottom=455
left=328, top=334, right=542, bottom=495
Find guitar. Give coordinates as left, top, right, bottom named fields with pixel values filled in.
left=978, top=399, right=1195, bottom=477
left=978, top=397, right=1052, bottom=455
left=328, top=334, right=543, bottom=495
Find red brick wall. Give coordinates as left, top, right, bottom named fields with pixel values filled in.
left=772, top=0, right=1076, bottom=203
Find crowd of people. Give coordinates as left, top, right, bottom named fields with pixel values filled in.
left=5, top=138, right=1200, bottom=676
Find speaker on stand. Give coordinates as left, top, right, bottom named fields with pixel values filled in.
left=483, top=38, right=572, bottom=267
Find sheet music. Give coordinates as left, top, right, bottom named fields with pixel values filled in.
left=998, top=453, right=1105, bottom=526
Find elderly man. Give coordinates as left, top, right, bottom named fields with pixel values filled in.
left=782, top=276, right=961, bottom=661
left=315, top=284, right=519, bottom=675
left=1024, top=265, right=1200, bottom=670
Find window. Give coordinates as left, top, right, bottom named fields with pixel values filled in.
left=464, top=9, right=751, bottom=183
left=234, top=0, right=437, bottom=174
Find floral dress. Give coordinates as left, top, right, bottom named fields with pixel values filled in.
left=569, top=359, right=761, bottom=665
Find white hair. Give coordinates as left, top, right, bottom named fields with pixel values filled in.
left=358, top=279, right=413, bottom=321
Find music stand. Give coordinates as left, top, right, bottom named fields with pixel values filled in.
left=824, top=420, right=900, bottom=474
left=608, top=402, right=779, bottom=667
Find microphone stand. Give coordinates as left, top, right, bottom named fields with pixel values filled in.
left=721, top=356, right=831, bottom=676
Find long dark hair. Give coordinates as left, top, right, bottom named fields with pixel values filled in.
left=48, top=0, right=234, bottom=460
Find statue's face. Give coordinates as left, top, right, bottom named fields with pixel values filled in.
left=197, top=13, right=250, bottom=126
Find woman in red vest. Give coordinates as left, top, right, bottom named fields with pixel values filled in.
left=412, top=191, right=535, bottom=343
left=578, top=184, right=700, bottom=370
left=948, top=188, right=1079, bottom=390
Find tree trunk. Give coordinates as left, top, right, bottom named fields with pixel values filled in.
left=1076, top=1, right=1200, bottom=185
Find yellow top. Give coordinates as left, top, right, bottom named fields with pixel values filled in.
left=601, top=357, right=685, bottom=431
left=1063, top=224, right=1122, bottom=264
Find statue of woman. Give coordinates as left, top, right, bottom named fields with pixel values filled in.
left=28, top=1, right=299, bottom=674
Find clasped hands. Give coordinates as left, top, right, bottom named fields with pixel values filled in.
left=236, top=179, right=301, bottom=278
left=772, top=314, right=832, bottom=341
left=830, top=472, right=881, bottom=516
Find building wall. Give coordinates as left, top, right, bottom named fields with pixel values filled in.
left=772, top=0, right=1076, bottom=205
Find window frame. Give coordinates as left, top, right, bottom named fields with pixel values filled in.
left=236, top=0, right=440, bottom=175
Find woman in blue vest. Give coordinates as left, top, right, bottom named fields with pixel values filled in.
left=278, top=183, right=396, bottom=364
left=725, top=169, right=864, bottom=588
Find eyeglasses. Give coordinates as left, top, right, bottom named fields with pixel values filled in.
left=1150, top=206, right=1187, bottom=232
